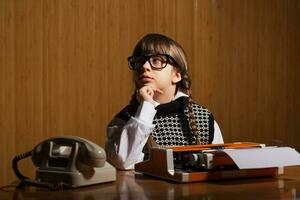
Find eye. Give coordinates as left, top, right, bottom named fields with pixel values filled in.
left=135, top=57, right=146, bottom=65
left=151, top=57, right=162, bottom=64
left=150, top=55, right=167, bottom=65
left=129, top=56, right=146, bottom=69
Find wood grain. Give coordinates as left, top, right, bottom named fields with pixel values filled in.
left=0, top=0, right=299, bottom=186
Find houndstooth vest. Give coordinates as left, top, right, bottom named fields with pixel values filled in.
left=115, top=96, right=214, bottom=146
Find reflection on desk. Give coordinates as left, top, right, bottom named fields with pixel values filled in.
left=1, top=166, right=299, bottom=200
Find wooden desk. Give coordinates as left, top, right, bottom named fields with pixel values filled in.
left=1, top=166, right=300, bottom=200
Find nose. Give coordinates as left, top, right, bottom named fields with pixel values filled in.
left=139, top=60, right=151, bottom=72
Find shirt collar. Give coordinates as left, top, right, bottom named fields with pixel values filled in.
left=173, top=91, right=189, bottom=100
left=153, top=91, right=189, bottom=107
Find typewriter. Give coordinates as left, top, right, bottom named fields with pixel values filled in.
left=135, top=142, right=300, bottom=183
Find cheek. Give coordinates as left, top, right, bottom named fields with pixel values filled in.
left=157, top=73, right=173, bottom=86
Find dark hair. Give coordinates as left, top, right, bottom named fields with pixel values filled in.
left=130, top=33, right=202, bottom=145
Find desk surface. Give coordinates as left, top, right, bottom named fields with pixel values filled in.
left=1, top=166, right=300, bottom=200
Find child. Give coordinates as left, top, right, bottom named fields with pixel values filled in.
left=105, top=33, right=224, bottom=170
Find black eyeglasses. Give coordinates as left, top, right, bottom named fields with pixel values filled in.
left=127, top=54, right=178, bottom=70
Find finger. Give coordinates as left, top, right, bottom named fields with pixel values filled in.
left=139, top=86, right=154, bottom=98
left=146, top=88, right=154, bottom=97
left=141, top=86, right=153, bottom=94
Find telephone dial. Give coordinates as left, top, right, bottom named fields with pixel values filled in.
left=12, top=135, right=116, bottom=190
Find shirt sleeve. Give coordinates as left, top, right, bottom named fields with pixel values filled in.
left=212, top=120, right=224, bottom=144
left=105, top=101, right=157, bottom=170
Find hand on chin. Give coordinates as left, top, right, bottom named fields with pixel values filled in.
left=136, top=83, right=164, bottom=104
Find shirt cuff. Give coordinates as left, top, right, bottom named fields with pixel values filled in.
left=134, top=101, right=157, bottom=123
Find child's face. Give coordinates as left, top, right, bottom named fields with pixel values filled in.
left=133, top=58, right=182, bottom=93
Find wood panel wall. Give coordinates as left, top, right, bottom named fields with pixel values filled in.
left=0, top=0, right=299, bottom=186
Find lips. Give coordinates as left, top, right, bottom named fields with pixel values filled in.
left=139, top=74, right=154, bottom=82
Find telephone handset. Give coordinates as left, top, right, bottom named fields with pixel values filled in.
left=13, top=136, right=116, bottom=190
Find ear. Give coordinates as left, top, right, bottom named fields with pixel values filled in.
left=171, top=71, right=182, bottom=84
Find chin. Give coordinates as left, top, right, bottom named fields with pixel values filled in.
left=138, top=82, right=156, bottom=88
